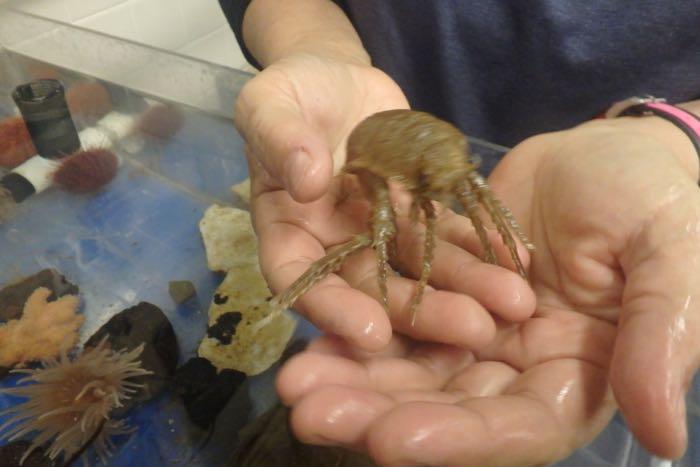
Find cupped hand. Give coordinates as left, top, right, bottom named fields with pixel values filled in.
left=277, top=118, right=700, bottom=465
left=236, top=54, right=535, bottom=350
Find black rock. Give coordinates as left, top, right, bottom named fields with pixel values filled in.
left=173, top=357, right=217, bottom=403
left=0, top=269, right=78, bottom=324
left=85, top=302, right=179, bottom=412
left=0, top=441, right=55, bottom=467
left=173, top=357, right=246, bottom=429
left=168, top=280, right=196, bottom=305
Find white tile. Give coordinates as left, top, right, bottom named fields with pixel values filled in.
left=178, top=26, right=247, bottom=69
left=177, top=0, right=226, bottom=43
left=130, top=0, right=188, bottom=51
left=0, top=8, right=62, bottom=48
left=62, top=0, right=129, bottom=22
left=7, top=0, right=72, bottom=22
left=76, top=4, right=140, bottom=43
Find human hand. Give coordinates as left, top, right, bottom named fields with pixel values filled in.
left=237, top=55, right=536, bottom=350
left=489, top=117, right=700, bottom=459
left=276, top=117, right=700, bottom=465
left=235, top=53, right=409, bottom=202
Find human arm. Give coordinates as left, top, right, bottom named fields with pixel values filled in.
left=241, top=0, right=369, bottom=68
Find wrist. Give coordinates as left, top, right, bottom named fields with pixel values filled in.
left=269, top=41, right=371, bottom=68
left=604, top=100, right=700, bottom=182
left=244, top=0, right=370, bottom=67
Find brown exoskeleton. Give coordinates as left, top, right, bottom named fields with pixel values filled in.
left=265, top=109, right=533, bottom=328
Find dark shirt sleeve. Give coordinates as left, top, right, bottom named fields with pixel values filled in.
left=218, top=0, right=350, bottom=70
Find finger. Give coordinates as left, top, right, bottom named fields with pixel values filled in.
left=446, top=361, right=520, bottom=397
left=476, top=309, right=617, bottom=371
left=366, top=360, right=615, bottom=467
left=277, top=344, right=472, bottom=404
left=388, top=390, right=464, bottom=405
left=291, top=278, right=391, bottom=352
left=244, top=146, right=282, bottom=195
left=235, top=80, right=332, bottom=202
left=306, top=334, right=412, bottom=359
left=257, top=219, right=391, bottom=351
left=612, top=201, right=700, bottom=459
left=277, top=353, right=368, bottom=405
left=290, top=385, right=476, bottom=448
left=290, top=385, right=395, bottom=448
left=393, top=219, right=536, bottom=322
left=342, top=248, right=498, bottom=348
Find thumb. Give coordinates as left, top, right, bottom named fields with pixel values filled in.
left=234, top=83, right=333, bottom=202
left=610, top=198, right=700, bottom=459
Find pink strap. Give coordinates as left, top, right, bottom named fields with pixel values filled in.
left=646, top=102, right=700, bottom=137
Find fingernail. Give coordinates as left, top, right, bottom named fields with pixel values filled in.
left=284, top=150, right=311, bottom=196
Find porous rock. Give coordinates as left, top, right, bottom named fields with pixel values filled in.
left=198, top=263, right=296, bottom=375
left=199, top=205, right=258, bottom=272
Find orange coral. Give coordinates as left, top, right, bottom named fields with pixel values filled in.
left=0, top=116, right=36, bottom=169
left=0, top=287, right=83, bottom=367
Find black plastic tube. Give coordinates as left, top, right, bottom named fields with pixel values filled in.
left=12, top=79, right=81, bottom=159
left=0, top=173, right=35, bottom=203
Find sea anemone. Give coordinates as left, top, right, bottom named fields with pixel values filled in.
left=53, top=149, right=119, bottom=193
left=0, top=340, right=151, bottom=464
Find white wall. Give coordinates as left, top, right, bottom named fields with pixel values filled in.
left=3, top=0, right=252, bottom=71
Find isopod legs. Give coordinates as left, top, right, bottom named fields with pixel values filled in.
left=365, top=171, right=397, bottom=313
left=253, top=233, right=374, bottom=333
left=409, top=197, right=437, bottom=325
left=466, top=172, right=530, bottom=278
left=457, top=182, right=497, bottom=265
left=273, top=233, right=373, bottom=311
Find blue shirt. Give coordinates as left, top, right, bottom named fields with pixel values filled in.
left=222, top=0, right=700, bottom=147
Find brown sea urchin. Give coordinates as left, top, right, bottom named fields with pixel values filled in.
left=53, top=149, right=119, bottom=193
left=0, top=340, right=151, bottom=464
